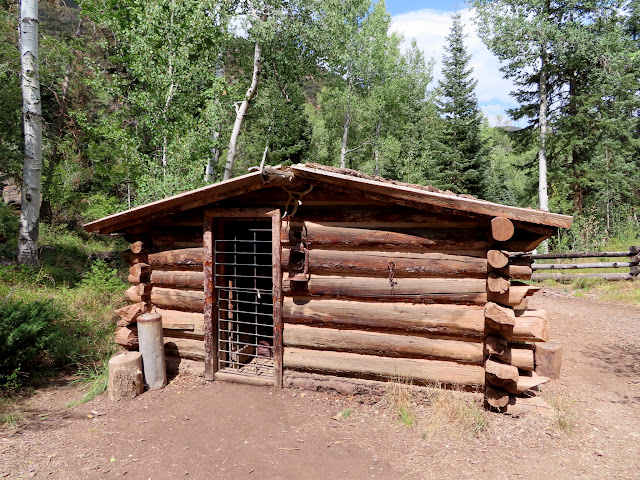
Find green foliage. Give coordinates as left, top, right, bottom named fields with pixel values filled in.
left=79, top=259, right=126, bottom=294
left=434, top=11, right=487, bottom=198
left=0, top=300, right=75, bottom=390
left=0, top=203, right=18, bottom=249
left=67, top=359, right=110, bottom=407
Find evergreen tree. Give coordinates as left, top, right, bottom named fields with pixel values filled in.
left=434, top=12, right=486, bottom=197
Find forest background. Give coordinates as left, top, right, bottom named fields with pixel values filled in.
left=3, top=0, right=640, bottom=253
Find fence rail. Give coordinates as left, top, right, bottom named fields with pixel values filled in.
left=513, top=246, right=639, bottom=281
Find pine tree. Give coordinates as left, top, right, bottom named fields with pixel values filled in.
left=434, top=12, right=486, bottom=197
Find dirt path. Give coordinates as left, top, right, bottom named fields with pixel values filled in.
left=1, top=289, right=639, bottom=480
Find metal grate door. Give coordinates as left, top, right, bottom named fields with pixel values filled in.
left=214, top=221, right=274, bottom=379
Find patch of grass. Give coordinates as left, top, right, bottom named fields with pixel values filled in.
left=0, top=397, right=27, bottom=429
left=340, top=408, right=353, bottom=419
left=67, top=360, right=110, bottom=407
left=385, top=378, right=416, bottom=427
left=422, top=386, right=488, bottom=438
left=547, top=395, right=577, bottom=434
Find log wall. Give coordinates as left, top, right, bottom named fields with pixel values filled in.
left=113, top=204, right=558, bottom=401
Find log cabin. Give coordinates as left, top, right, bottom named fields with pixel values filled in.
left=85, top=164, right=572, bottom=410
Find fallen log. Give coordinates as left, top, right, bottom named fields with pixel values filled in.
left=282, top=249, right=487, bottom=279
left=284, top=276, right=487, bottom=304
left=281, top=222, right=489, bottom=251
left=283, top=298, right=484, bottom=338
left=283, top=324, right=483, bottom=364
left=283, top=348, right=485, bottom=386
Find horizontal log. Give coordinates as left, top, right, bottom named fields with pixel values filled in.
left=524, top=249, right=639, bottom=260
left=487, top=283, right=535, bottom=307
left=282, top=249, right=487, bottom=279
left=503, top=371, right=549, bottom=394
left=164, top=337, right=205, bottom=361
left=487, top=250, right=509, bottom=269
left=494, top=264, right=532, bottom=280
left=283, top=298, right=484, bottom=338
left=485, top=384, right=510, bottom=409
left=214, top=370, right=274, bottom=386
left=120, top=250, right=147, bottom=266
left=487, top=273, right=510, bottom=294
left=485, top=302, right=516, bottom=326
left=491, top=217, right=514, bottom=242
left=115, top=326, right=138, bottom=349
left=283, top=324, right=483, bottom=364
left=485, top=359, right=518, bottom=387
left=284, top=276, right=487, bottom=304
left=156, top=308, right=204, bottom=334
left=490, top=346, right=534, bottom=371
left=130, top=241, right=145, bottom=254
left=532, top=261, right=636, bottom=270
left=124, top=286, right=143, bottom=303
left=487, top=309, right=548, bottom=342
left=286, top=209, right=486, bottom=228
left=281, top=222, right=489, bottom=251
left=148, top=248, right=204, bottom=267
left=130, top=263, right=151, bottom=278
left=151, top=287, right=204, bottom=312
left=114, top=302, right=149, bottom=326
left=283, top=347, right=485, bottom=386
left=152, top=238, right=202, bottom=250
left=531, top=272, right=636, bottom=281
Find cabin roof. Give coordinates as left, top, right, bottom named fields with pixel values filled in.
left=84, top=164, right=573, bottom=234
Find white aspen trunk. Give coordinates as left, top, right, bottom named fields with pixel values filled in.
left=537, top=49, right=549, bottom=254
left=538, top=51, right=549, bottom=213
left=223, top=38, right=263, bottom=181
left=339, top=110, right=351, bottom=169
left=18, top=0, right=42, bottom=266
left=373, top=115, right=382, bottom=176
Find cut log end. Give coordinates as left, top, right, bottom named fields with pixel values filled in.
left=108, top=352, right=144, bottom=401
left=487, top=249, right=510, bottom=269
left=534, top=340, right=563, bottom=380
left=491, top=217, right=515, bottom=242
left=487, top=273, right=510, bottom=294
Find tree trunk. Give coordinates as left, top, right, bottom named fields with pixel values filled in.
left=206, top=58, right=225, bottom=183
left=373, top=116, right=382, bottom=176
left=538, top=49, right=549, bottom=213
left=18, top=0, right=42, bottom=266
left=223, top=25, right=265, bottom=181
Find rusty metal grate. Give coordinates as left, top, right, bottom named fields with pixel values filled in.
left=215, top=222, right=274, bottom=378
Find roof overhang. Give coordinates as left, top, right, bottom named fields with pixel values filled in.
left=84, top=164, right=572, bottom=235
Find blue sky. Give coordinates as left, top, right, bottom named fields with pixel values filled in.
left=385, top=1, right=519, bottom=126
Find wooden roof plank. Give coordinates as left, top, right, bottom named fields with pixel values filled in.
left=290, top=165, right=573, bottom=229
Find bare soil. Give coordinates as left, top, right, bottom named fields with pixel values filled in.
left=2, top=289, right=639, bottom=480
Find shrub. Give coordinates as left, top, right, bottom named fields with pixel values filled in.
left=78, top=259, right=126, bottom=294
left=0, top=299, right=77, bottom=390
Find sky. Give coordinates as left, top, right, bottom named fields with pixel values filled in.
left=385, top=0, right=518, bottom=126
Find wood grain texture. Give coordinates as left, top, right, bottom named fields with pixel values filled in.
left=283, top=298, right=484, bottom=338
left=283, top=347, right=485, bottom=386
left=282, top=249, right=487, bottom=279
left=281, top=222, right=489, bottom=252
left=164, top=337, right=205, bottom=361
left=283, top=324, right=483, bottom=364
left=284, top=276, right=487, bottom=304
left=486, top=309, right=549, bottom=342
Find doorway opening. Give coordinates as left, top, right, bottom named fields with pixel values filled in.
left=214, top=220, right=274, bottom=380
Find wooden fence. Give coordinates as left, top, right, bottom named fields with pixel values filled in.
left=515, top=246, right=640, bottom=281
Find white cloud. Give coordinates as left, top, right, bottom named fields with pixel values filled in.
left=391, top=8, right=520, bottom=126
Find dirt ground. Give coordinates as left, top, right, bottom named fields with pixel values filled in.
left=1, top=288, right=639, bottom=480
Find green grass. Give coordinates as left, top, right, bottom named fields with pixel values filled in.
left=340, top=407, right=353, bottom=419
left=67, top=360, right=111, bottom=407
left=0, top=227, right=127, bottom=397
left=547, top=395, right=577, bottom=434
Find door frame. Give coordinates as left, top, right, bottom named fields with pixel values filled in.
left=203, top=208, right=282, bottom=387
